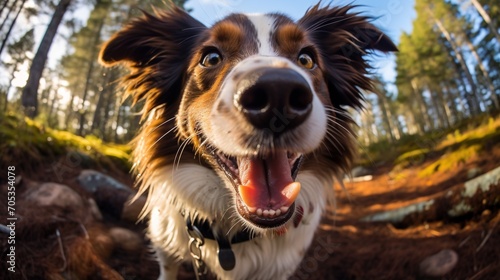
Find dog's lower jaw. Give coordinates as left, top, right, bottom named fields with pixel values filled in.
left=145, top=164, right=332, bottom=280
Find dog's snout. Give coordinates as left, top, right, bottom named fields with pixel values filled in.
left=235, top=68, right=313, bottom=132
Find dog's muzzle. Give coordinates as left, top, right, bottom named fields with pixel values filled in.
left=207, top=56, right=326, bottom=229
left=234, top=67, right=313, bottom=133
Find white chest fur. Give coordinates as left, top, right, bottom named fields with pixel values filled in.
left=145, top=164, right=332, bottom=280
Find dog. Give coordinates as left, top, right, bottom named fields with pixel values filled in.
left=99, top=3, right=396, bottom=279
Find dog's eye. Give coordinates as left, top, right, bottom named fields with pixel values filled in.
left=200, top=52, right=222, bottom=67
left=297, top=53, right=315, bottom=69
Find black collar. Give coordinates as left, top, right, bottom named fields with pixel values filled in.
left=186, top=217, right=256, bottom=271
left=187, top=218, right=254, bottom=244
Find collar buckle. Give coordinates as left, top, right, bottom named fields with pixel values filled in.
left=186, top=217, right=208, bottom=279
left=185, top=215, right=256, bottom=276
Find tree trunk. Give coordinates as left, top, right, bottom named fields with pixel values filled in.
left=470, top=0, right=500, bottom=43
left=378, top=94, right=396, bottom=141
left=91, top=71, right=106, bottom=135
left=21, top=0, right=71, bottom=119
left=101, top=71, right=115, bottom=134
left=0, top=0, right=25, bottom=56
left=404, top=109, right=420, bottom=135
left=463, top=38, right=499, bottom=110
left=65, top=93, right=75, bottom=130
left=428, top=89, right=445, bottom=129
left=48, top=88, right=58, bottom=126
left=360, top=102, right=376, bottom=146
left=428, top=9, right=482, bottom=115
left=3, top=62, right=18, bottom=111
left=391, top=110, right=403, bottom=139
left=91, top=92, right=104, bottom=135
left=0, top=0, right=17, bottom=33
left=77, top=18, right=104, bottom=136
left=0, top=0, right=12, bottom=23
left=443, top=84, right=460, bottom=124
left=435, top=88, right=452, bottom=128
left=39, top=85, right=51, bottom=116
left=114, top=105, right=123, bottom=143
left=448, top=50, right=478, bottom=117
left=411, top=79, right=432, bottom=131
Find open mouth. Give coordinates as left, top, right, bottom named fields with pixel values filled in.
left=209, top=147, right=303, bottom=228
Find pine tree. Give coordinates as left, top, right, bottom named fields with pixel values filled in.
left=21, top=0, right=72, bottom=118
left=3, top=28, right=34, bottom=110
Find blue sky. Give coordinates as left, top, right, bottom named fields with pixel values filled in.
left=186, top=0, right=416, bottom=86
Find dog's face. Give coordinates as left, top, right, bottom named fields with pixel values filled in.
left=100, top=5, right=396, bottom=230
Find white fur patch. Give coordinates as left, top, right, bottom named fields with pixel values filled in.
left=211, top=55, right=327, bottom=157
left=246, top=14, right=277, bottom=56
left=146, top=164, right=333, bottom=280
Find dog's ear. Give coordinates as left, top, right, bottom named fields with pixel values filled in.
left=100, top=6, right=206, bottom=66
left=99, top=7, right=206, bottom=113
left=298, top=4, right=397, bottom=54
left=298, top=4, right=397, bottom=108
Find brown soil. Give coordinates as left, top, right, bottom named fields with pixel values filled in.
left=1, top=146, right=499, bottom=280
left=300, top=145, right=500, bottom=280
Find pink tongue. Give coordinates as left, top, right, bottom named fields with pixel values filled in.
left=237, top=151, right=301, bottom=209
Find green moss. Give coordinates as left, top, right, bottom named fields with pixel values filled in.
left=0, top=113, right=131, bottom=172
left=379, top=115, right=500, bottom=177
left=395, top=148, right=430, bottom=166
left=418, top=145, right=480, bottom=178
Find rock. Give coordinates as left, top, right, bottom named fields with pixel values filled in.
left=77, top=169, right=131, bottom=194
left=14, top=175, right=22, bottom=186
left=88, top=198, right=103, bottom=221
left=24, top=182, right=84, bottom=210
left=362, top=166, right=500, bottom=225
left=122, top=195, right=147, bottom=222
left=345, top=175, right=373, bottom=183
left=419, top=249, right=458, bottom=277
left=481, top=209, right=491, bottom=217
left=340, top=225, right=358, bottom=233
left=91, top=231, right=115, bottom=259
left=350, top=166, right=373, bottom=177
left=108, top=227, right=143, bottom=253
left=467, top=167, right=482, bottom=180
left=344, top=166, right=374, bottom=182
left=0, top=224, right=10, bottom=234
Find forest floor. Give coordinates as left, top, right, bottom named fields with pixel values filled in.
left=1, top=114, right=499, bottom=279
left=305, top=148, right=500, bottom=280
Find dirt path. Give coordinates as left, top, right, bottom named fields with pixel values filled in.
left=2, top=147, right=499, bottom=279
left=298, top=146, right=500, bottom=279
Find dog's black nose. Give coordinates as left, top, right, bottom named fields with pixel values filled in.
left=235, top=68, right=313, bottom=133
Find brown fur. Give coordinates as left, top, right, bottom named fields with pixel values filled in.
left=100, top=5, right=396, bottom=189
left=99, top=3, right=396, bottom=278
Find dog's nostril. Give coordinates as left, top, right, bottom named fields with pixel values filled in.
left=289, top=87, right=313, bottom=112
left=235, top=67, right=313, bottom=132
left=239, top=86, right=269, bottom=111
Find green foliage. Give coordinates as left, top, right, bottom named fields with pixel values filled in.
left=7, top=28, right=34, bottom=61
left=395, top=148, right=430, bottom=167
left=0, top=112, right=131, bottom=174
left=418, top=145, right=480, bottom=177
left=360, top=115, right=500, bottom=178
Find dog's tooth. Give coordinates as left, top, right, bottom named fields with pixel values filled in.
left=256, top=208, right=263, bottom=216
left=247, top=206, right=257, bottom=213
left=269, top=209, right=276, bottom=216
left=280, top=206, right=289, bottom=213
left=275, top=209, right=281, bottom=216
left=263, top=210, right=269, bottom=217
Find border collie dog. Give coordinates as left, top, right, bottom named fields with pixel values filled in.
left=100, top=3, right=396, bottom=280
